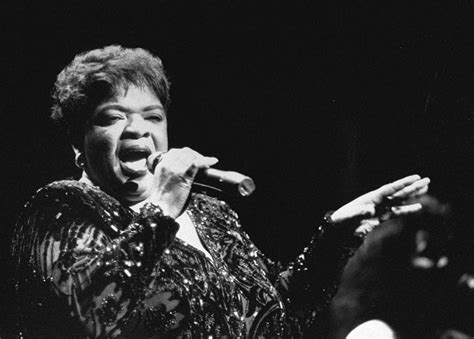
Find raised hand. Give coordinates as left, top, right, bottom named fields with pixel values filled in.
left=330, top=175, right=430, bottom=237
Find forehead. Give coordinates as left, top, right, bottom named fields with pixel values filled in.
left=110, top=85, right=160, bottom=103
left=99, top=85, right=164, bottom=110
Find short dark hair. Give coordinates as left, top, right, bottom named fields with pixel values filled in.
left=51, top=45, right=171, bottom=148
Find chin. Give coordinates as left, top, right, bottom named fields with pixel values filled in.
left=119, top=175, right=154, bottom=203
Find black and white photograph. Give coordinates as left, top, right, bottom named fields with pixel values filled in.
left=1, top=1, right=472, bottom=338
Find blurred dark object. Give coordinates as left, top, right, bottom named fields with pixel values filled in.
left=331, top=195, right=473, bottom=338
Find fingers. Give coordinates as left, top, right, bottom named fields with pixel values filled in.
left=415, top=185, right=429, bottom=196
left=378, top=174, right=421, bottom=197
left=333, top=175, right=431, bottom=238
left=391, top=203, right=423, bottom=215
left=376, top=175, right=430, bottom=204
left=352, top=203, right=422, bottom=238
left=391, top=177, right=430, bottom=198
left=153, top=147, right=219, bottom=182
left=354, top=218, right=380, bottom=238
left=147, top=151, right=167, bottom=172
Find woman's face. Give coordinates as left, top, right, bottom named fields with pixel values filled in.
left=83, top=85, right=168, bottom=204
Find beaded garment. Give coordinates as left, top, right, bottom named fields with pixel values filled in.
left=12, top=180, right=361, bottom=338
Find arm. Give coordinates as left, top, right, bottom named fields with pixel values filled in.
left=273, top=214, right=363, bottom=335
left=12, top=182, right=179, bottom=337
left=274, top=175, right=431, bottom=334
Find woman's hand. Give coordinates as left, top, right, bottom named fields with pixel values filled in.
left=330, top=175, right=430, bottom=237
left=147, top=147, right=218, bottom=218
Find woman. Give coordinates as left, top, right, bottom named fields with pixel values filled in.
left=11, top=45, right=430, bottom=338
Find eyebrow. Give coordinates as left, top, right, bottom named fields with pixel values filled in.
left=96, top=103, right=165, bottom=113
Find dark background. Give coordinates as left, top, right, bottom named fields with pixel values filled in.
left=1, top=1, right=472, bottom=336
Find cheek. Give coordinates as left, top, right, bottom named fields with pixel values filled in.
left=152, top=125, right=169, bottom=150
left=85, top=129, right=119, bottom=163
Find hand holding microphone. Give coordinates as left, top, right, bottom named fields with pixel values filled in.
left=148, top=149, right=255, bottom=198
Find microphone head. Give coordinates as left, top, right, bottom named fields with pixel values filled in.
left=194, top=168, right=256, bottom=197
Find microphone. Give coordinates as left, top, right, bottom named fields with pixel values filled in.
left=148, top=153, right=256, bottom=197
left=193, top=168, right=256, bottom=197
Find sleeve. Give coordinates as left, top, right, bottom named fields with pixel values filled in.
left=11, top=184, right=179, bottom=338
left=273, top=213, right=364, bottom=335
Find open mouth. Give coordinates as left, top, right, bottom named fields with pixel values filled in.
left=119, top=147, right=152, bottom=177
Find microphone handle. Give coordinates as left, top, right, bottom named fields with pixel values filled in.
left=148, top=153, right=255, bottom=197
left=193, top=168, right=256, bottom=197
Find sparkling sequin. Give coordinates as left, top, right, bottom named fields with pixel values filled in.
left=97, top=295, right=123, bottom=327
left=12, top=179, right=362, bottom=338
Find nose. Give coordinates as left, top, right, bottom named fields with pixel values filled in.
left=121, top=114, right=150, bottom=139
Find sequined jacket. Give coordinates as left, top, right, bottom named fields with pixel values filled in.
left=12, top=180, right=362, bottom=338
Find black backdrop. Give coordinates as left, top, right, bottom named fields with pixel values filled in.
left=1, top=1, right=473, bottom=335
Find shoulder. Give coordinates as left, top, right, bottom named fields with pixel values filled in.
left=18, top=179, right=130, bottom=233
left=32, top=179, right=104, bottom=201
left=27, top=179, right=119, bottom=210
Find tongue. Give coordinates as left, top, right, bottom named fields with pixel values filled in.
left=121, top=158, right=147, bottom=174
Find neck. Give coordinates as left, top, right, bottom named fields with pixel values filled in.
left=79, top=171, right=95, bottom=186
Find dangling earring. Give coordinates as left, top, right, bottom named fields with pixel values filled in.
left=75, top=152, right=86, bottom=169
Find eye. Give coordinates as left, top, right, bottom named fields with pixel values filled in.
left=145, top=113, right=164, bottom=123
left=93, top=111, right=125, bottom=126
